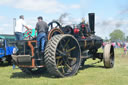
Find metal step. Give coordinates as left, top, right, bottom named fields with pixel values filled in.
left=12, top=55, right=32, bottom=65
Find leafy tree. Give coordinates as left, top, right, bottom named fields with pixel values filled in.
left=104, top=37, right=109, bottom=42
left=125, top=36, right=128, bottom=41
left=109, top=29, right=125, bottom=41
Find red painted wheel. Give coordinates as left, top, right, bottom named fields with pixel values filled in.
left=48, top=28, right=64, bottom=40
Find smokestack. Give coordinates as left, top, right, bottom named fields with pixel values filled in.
left=88, top=13, right=95, bottom=34
left=13, top=18, right=16, bottom=35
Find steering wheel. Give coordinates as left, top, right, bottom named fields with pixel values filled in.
left=48, top=21, right=62, bottom=31
left=24, top=29, right=33, bottom=39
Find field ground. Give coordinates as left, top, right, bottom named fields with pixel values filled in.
left=0, top=48, right=128, bottom=85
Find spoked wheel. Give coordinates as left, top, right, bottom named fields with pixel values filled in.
left=44, top=34, right=81, bottom=77
left=20, top=67, right=46, bottom=75
left=103, top=44, right=114, bottom=68
left=48, top=21, right=62, bottom=31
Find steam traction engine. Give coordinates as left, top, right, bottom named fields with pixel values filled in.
left=12, top=13, right=114, bottom=77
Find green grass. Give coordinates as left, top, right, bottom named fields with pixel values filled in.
left=0, top=48, right=128, bottom=85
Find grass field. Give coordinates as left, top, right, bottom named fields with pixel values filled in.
left=0, top=48, right=128, bottom=85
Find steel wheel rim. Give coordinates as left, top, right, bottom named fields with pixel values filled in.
left=110, top=46, right=114, bottom=67
left=55, top=36, right=80, bottom=76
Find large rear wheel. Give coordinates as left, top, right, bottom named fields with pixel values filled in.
left=44, top=34, right=81, bottom=77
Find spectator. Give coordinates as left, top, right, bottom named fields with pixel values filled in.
left=124, top=45, right=127, bottom=55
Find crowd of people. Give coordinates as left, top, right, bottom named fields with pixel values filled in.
left=103, top=42, right=128, bottom=55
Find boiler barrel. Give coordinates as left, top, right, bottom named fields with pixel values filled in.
left=79, top=35, right=103, bottom=51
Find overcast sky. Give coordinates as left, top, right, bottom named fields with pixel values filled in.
left=0, top=0, right=128, bottom=39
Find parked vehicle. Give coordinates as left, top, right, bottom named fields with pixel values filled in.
left=0, top=38, right=15, bottom=65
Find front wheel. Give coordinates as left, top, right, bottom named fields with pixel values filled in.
left=103, top=44, right=114, bottom=68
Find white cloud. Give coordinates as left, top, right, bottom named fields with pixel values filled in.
left=0, top=0, right=81, bottom=13
left=3, top=24, right=10, bottom=27
left=62, top=17, right=81, bottom=26
left=0, top=16, right=13, bottom=34
left=13, top=0, right=66, bottom=13
left=95, top=18, right=128, bottom=39
left=0, top=0, right=13, bottom=5
left=0, top=23, right=13, bottom=34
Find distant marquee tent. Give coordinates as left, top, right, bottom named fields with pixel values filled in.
left=0, top=34, right=16, bottom=40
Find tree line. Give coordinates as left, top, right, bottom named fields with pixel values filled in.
left=107, top=29, right=127, bottom=42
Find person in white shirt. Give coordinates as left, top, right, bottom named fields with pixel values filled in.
left=15, top=15, right=29, bottom=40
